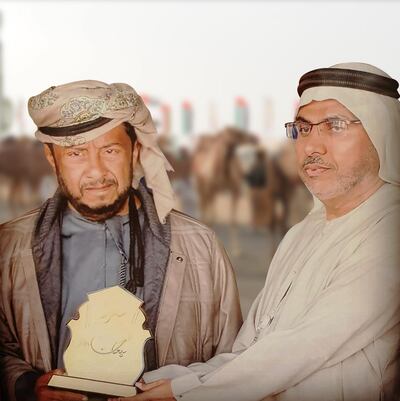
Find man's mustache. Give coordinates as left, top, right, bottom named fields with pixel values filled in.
left=81, top=178, right=117, bottom=190
left=302, top=155, right=333, bottom=169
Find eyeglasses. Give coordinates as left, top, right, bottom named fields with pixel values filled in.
left=284, top=118, right=362, bottom=140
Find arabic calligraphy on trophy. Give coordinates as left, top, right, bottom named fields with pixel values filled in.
left=63, top=287, right=151, bottom=385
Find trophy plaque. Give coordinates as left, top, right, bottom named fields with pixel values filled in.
left=48, top=286, right=151, bottom=397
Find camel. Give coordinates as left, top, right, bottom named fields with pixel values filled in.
left=0, top=136, right=56, bottom=220
left=273, top=140, right=313, bottom=232
left=191, top=132, right=313, bottom=255
left=191, top=127, right=259, bottom=223
left=191, top=127, right=264, bottom=254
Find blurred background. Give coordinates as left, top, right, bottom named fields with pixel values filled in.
left=0, top=0, right=398, bottom=315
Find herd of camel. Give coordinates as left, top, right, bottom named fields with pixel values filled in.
left=161, top=126, right=312, bottom=234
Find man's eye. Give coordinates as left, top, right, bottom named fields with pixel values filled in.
left=327, top=120, right=346, bottom=133
left=297, top=124, right=310, bottom=135
left=105, top=148, right=119, bottom=155
left=67, top=151, right=83, bottom=157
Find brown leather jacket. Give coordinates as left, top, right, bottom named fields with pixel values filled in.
left=0, top=209, right=242, bottom=401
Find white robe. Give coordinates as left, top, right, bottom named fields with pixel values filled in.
left=145, top=183, right=400, bottom=401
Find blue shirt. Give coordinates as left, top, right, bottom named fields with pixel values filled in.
left=57, top=208, right=144, bottom=368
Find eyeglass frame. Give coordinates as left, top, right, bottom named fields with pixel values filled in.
left=284, top=118, right=362, bottom=140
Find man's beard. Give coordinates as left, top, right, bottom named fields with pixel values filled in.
left=299, top=150, right=378, bottom=201
left=57, top=173, right=132, bottom=221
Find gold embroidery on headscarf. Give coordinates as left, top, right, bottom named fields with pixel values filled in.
left=28, top=86, right=58, bottom=110
left=59, top=97, right=108, bottom=126
left=58, top=89, right=140, bottom=126
left=109, top=89, right=140, bottom=110
left=53, top=135, right=87, bottom=147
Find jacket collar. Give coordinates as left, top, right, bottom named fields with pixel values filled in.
left=137, top=182, right=171, bottom=248
left=31, top=189, right=66, bottom=368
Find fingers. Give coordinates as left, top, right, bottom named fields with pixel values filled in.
left=35, top=369, right=87, bottom=401
left=107, top=380, right=175, bottom=401
left=107, top=391, right=149, bottom=401
left=37, top=387, right=88, bottom=401
left=53, top=369, right=66, bottom=375
left=125, top=395, right=175, bottom=401
left=135, top=380, right=169, bottom=391
left=117, top=393, right=149, bottom=401
left=35, top=369, right=62, bottom=389
left=107, top=396, right=176, bottom=401
left=159, top=398, right=176, bottom=401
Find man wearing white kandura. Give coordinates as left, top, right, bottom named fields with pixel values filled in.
left=115, top=62, right=400, bottom=401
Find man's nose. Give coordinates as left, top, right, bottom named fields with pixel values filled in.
left=85, top=151, right=107, bottom=179
left=302, top=125, right=327, bottom=156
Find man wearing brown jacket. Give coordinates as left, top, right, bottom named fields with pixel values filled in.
left=0, top=81, right=242, bottom=401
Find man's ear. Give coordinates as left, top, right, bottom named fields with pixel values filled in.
left=43, top=144, right=56, bottom=173
left=132, top=141, right=141, bottom=169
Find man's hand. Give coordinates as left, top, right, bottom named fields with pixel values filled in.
left=107, top=379, right=175, bottom=401
left=35, top=369, right=88, bottom=401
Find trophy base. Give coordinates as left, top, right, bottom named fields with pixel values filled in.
left=48, top=374, right=137, bottom=397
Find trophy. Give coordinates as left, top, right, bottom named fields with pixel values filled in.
left=48, top=286, right=151, bottom=398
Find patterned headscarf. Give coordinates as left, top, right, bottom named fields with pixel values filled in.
left=28, top=80, right=175, bottom=223
left=297, top=62, right=400, bottom=186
